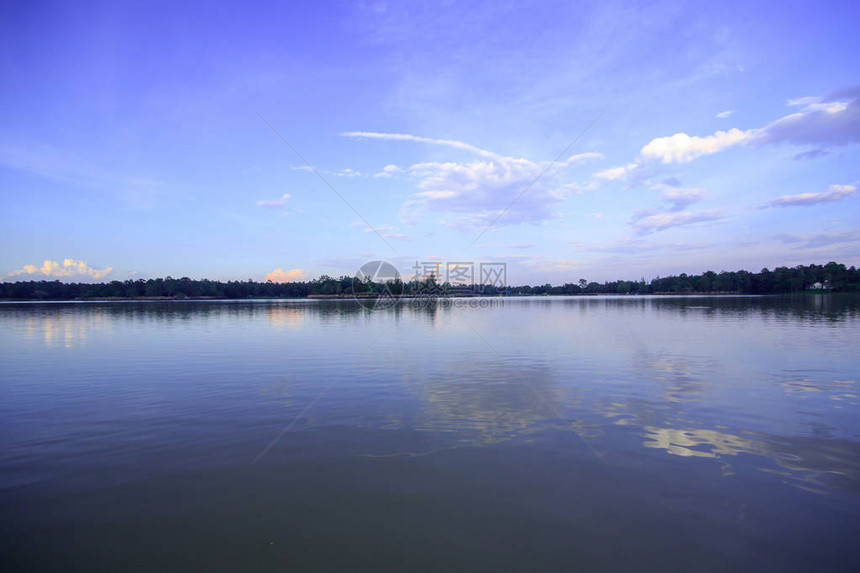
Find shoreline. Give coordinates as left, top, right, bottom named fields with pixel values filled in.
left=2, top=291, right=842, bottom=303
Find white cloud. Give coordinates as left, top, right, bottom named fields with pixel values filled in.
left=637, top=87, right=860, bottom=164
left=761, top=184, right=855, bottom=208
left=640, top=128, right=755, bottom=163
left=8, top=259, right=113, bottom=280
left=786, top=96, right=847, bottom=114
left=594, top=162, right=638, bottom=180
left=715, top=110, right=734, bottom=119
left=759, top=87, right=860, bottom=146
left=374, top=164, right=402, bottom=178
left=256, top=193, right=291, bottom=208
left=265, top=268, right=307, bottom=283
left=408, top=157, right=557, bottom=228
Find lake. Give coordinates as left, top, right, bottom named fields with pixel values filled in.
left=1, top=295, right=859, bottom=572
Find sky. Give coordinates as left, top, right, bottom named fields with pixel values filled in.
left=1, top=0, right=859, bottom=285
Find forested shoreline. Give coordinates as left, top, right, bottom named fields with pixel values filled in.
left=1, top=262, right=858, bottom=300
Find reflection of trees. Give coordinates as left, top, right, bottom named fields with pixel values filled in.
left=10, top=295, right=853, bottom=328
left=502, top=295, right=860, bottom=325
left=2, top=300, right=378, bottom=328
left=643, top=294, right=860, bottom=324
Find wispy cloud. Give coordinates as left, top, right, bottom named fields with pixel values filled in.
left=793, top=149, right=829, bottom=161
left=520, top=258, right=583, bottom=273
left=760, top=184, right=855, bottom=208
left=614, top=182, right=709, bottom=235
left=361, top=223, right=412, bottom=240
left=342, top=131, right=505, bottom=160
left=346, top=131, right=598, bottom=230
left=0, top=141, right=161, bottom=209
left=256, top=193, right=291, bottom=208
left=561, top=152, right=604, bottom=166
left=774, top=230, right=860, bottom=249
left=630, top=209, right=726, bottom=235
left=291, top=165, right=364, bottom=178
left=657, top=186, right=706, bottom=211
left=7, top=259, right=113, bottom=280
left=581, top=238, right=715, bottom=254
left=715, top=110, right=734, bottom=119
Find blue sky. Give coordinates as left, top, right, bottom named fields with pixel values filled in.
left=1, top=0, right=858, bottom=284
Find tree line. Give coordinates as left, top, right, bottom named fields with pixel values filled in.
left=1, top=262, right=858, bottom=300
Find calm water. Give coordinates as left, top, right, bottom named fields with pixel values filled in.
left=1, top=296, right=859, bottom=572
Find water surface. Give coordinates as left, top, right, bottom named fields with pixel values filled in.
left=2, top=296, right=859, bottom=571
